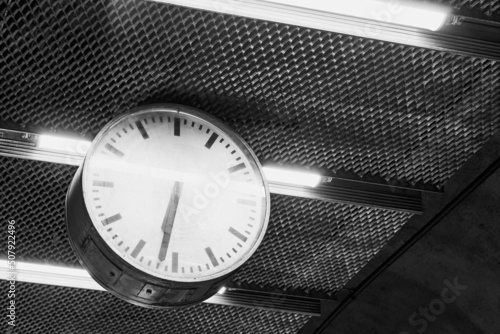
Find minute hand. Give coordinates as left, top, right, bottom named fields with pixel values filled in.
left=158, top=181, right=184, bottom=261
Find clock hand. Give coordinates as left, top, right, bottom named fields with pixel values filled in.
left=158, top=181, right=184, bottom=261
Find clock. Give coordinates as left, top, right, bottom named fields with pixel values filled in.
left=66, top=104, right=270, bottom=308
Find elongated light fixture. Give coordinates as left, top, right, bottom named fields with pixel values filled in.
left=38, top=134, right=91, bottom=155
left=1, top=260, right=105, bottom=291
left=150, top=0, right=454, bottom=53
left=263, top=0, right=449, bottom=31
left=262, top=166, right=321, bottom=187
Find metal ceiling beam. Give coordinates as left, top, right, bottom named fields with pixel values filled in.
left=150, top=0, right=500, bottom=61
left=0, top=124, right=425, bottom=213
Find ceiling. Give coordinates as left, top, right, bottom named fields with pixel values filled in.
left=0, top=0, right=499, bottom=333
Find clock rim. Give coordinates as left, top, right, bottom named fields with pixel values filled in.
left=81, top=103, right=271, bottom=283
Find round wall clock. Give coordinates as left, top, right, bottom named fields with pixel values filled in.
left=66, top=104, right=270, bottom=308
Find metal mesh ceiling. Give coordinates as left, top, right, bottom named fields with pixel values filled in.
left=0, top=281, right=310, bottom=334
left=1, top=0, right=499, bottom=189
left=1, top=0, right=500, bottom=333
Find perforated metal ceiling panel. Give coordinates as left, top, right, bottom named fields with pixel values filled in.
left=1, top=0, right=499, bottom=188
left=1, top=0, right=500, bottom=333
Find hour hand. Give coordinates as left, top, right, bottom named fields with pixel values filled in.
left=158, top=181, right=184, bottom=261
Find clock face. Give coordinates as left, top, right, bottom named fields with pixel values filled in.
left=82, top=106, right=269, bottom=282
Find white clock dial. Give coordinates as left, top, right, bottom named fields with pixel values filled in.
left=82, top=107, right=269, bottom=282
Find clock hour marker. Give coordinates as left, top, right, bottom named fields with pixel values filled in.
left=172, top=252, right=179, bottom=273
left=174, top=117, right=180, bottom=136
left=228, top=163, right=246, bottom=174
left=93, top=180, right=114, bottom=188
left=135, top=120, right=149, bottom=139
left=229, top=227, right=248, bottom=242
left=131, top=240, right=146, bottom=259
left=101, top=213, right=122, bottom=226
left=104, top=143, right=124, bottom=158
left=205, top=247, right=219, bottom=267
left=205, top=132, right=219, bottom=149
left=237, top=199, right=257, bottom=206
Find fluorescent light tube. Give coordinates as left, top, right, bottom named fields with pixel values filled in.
left=263, top=166, right=321, bottom=187
left=151, top=0, right=453, bottom=51
left=1, top=261, right=105, bottom=291
left=263, top=0, right=449, bottom=31
left=38, top=134, right=91, bottom=156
